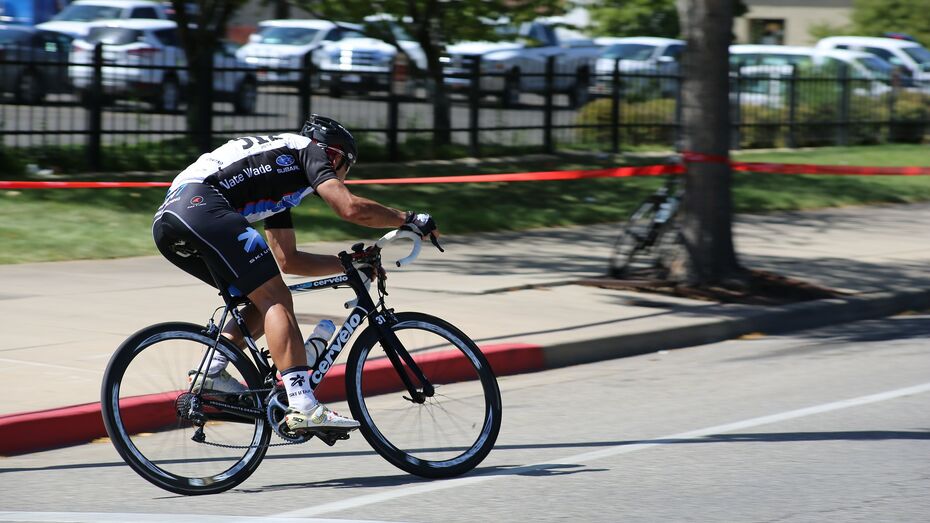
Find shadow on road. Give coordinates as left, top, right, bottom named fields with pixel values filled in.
left=4, top=430, right=927, bottom=477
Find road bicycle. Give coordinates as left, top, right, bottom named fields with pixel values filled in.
left=607, top=175, right=682, bottom=278
left=101, top=229, right=502, bottom=496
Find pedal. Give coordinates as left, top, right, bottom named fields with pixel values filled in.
left=317, top=430, right=351, bottom=447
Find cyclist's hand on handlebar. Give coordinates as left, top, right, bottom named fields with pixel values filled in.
left=401, top=211, right=439, bottom=238
left=402, top=212, right=444, bottom=252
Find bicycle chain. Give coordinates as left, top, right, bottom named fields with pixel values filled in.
left=193, top=388, right=311, bottom=449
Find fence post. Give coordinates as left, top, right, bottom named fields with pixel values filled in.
left=299, top=50, right=312, bottom=126
left=673, top=69, right=683, bottom=152
left=468, top=56, right=481, bottom=157
left=611, top=58, right=621, bottom=154
left=787, top=64, right=798, bottom=148
left=837, top=64, right=850, bottom=146
left=887, top=77, right=898, bottom=143
left=387, top=56, right=400, bottom=162
left=543, top=56, right=554, bottom=154
left=195, top=54, right=214, bottom=153
left=86, top=43, right=103, bottom=171
left=730, top=68, right=741, bottom=150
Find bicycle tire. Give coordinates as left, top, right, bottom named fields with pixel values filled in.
left=608, top=200, right=658, bottom=278
left=345, top=312, right=502, bottom=478
left=101, top=322, right=271, bottom=495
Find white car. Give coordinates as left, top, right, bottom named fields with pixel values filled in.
left=316, top=15, right=426, bottom=96
left=730, top=44, right=897, bottom=90
left=35, top=0, right=167, bottom=39
left=592, top=37, right=684, bottom=97
left=69, top=19, right=258, bottom=113
left=733, top=53, right=893, bottom=109
left=443, top=19, right=600, bottom=107
left=236, top=19, right=363, bottom=85
left=816, top=36, right=930, bottom=87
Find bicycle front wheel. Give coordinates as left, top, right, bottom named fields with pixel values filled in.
left=100, top=322, right=271, bottom=495
left=608, top=200, right=658, bottom=278
left=346, top=312, right=502, bottom=478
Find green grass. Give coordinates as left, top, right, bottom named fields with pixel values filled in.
left=731, top=144, right=930, bottom=211
left=2, top=144, right=929, bottom=264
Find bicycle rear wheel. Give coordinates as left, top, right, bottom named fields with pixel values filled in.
left=345, top=312, right=502, bottom=478
left=100, top=322, right=270, bottom=495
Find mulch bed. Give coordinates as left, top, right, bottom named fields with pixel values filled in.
left=576, top=268, right=846, bottom=306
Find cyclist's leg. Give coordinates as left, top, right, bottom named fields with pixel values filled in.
left=221, top=302, right=263, bottom=348
left=153, top=183, right=281, bottom=378
left=246, top=276, right=305, bottom=371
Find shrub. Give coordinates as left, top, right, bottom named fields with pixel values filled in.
left=890, top=91, right=930, bottom=143
left=577, top=97, right=677, bottom=147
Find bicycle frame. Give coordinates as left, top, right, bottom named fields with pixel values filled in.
left=194, top=244, right=434, bottom=407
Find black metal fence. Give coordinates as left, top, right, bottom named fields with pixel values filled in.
left=1, top=43, right=928, bottom=175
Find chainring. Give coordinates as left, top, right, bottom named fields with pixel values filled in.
left=265, top=388, right=312, bottom=443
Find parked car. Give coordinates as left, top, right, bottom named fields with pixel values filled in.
left=36, top=0, right=168, bottom=39
left=591, top=36, right=684, bottom=97
left=815, top=36, right=930, bottom=87
left=443, top=18, right=600, bottom=107
left=69, top=19, right=258, bottom=113
left=235, top=19, right=363, bottom=85
left=315, top=14, right=426, bottom=96
left=0, top=24, right=72, bottom=103
left=730, top=44, right=900, bottom=89
left=732, top=52, right=894, bottom=109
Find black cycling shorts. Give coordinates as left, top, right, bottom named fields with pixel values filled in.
left=152, top=182, right=280, bottom=297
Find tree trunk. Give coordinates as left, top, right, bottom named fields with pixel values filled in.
left=416, top=17, right=452, bottom=146
left=187, top=50, right=214, bottom=153
left=273, top=0, right=290, bottom=19
left=428, top=64, right=453, bottom=146
left=670, top=0, right=741, bottom=285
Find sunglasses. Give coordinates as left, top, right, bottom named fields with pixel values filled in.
left=327, top=146, right=356, bottom=175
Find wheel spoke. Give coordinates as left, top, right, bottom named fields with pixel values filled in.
left=101, top=324, right=270, bottom=495
left=347, top=313, right=501, bottom=478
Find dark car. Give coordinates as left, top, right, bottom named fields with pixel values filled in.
left=0, top=24, right=72, bottom=103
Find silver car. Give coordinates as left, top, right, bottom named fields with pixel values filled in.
left=70, top=19, right=258, bottom=113
left=0, top=25, right=73, bottom=104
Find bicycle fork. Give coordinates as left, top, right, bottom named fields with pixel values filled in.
left=344, top=273, right=435, bottom=404
left=373, top=310, right=436, bottom=404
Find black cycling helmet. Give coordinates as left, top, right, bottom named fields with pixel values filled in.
left=299, top=114, right=358, bottom=168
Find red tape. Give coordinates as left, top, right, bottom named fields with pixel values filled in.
left=0, top=165, right=682, bottom=189
left=681, top=150, right=730, bottom=164
left=344, top=164, right=682, bottom=185
left=0, top=181, right=171, bottom=189
left=1, top=159, right=928, bottom=190
left=732, top=161, right=930, bottom=176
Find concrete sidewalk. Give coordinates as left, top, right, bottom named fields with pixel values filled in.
left=2, top=202, right=929, bottom=453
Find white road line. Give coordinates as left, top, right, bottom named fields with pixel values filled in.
left=0, top=512, right=404, bottom=523
left=0, top=357, right=101, bottom=374
left=275, top=381, right=930, bottom=518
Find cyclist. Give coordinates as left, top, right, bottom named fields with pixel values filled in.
left=152, top=115, right=438, bottom=435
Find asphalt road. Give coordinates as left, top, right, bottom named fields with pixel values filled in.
left=1, top=315, right=928, bottom=522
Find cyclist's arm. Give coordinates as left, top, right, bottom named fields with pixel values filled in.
left=264, top=227, right=342, bottom=276
left=315, top=178, right=406, bottom=228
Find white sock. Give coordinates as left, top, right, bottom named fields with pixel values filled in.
left=199, top=350, right=228, bottom=376
left=281, top=366, right=318, bottom=411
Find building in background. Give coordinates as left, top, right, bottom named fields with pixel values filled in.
left=735, top=0, right=853, bottom=46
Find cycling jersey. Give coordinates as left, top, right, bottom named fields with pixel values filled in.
left=166, top=132, right=338, bottom=225
left=152, top=132, right=339, bottom=297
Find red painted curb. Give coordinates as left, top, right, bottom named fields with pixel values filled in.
left=0, top=343, right=542, bottom=456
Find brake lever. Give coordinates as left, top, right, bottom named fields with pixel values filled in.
left=429, top=233, right=445, bottom=253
